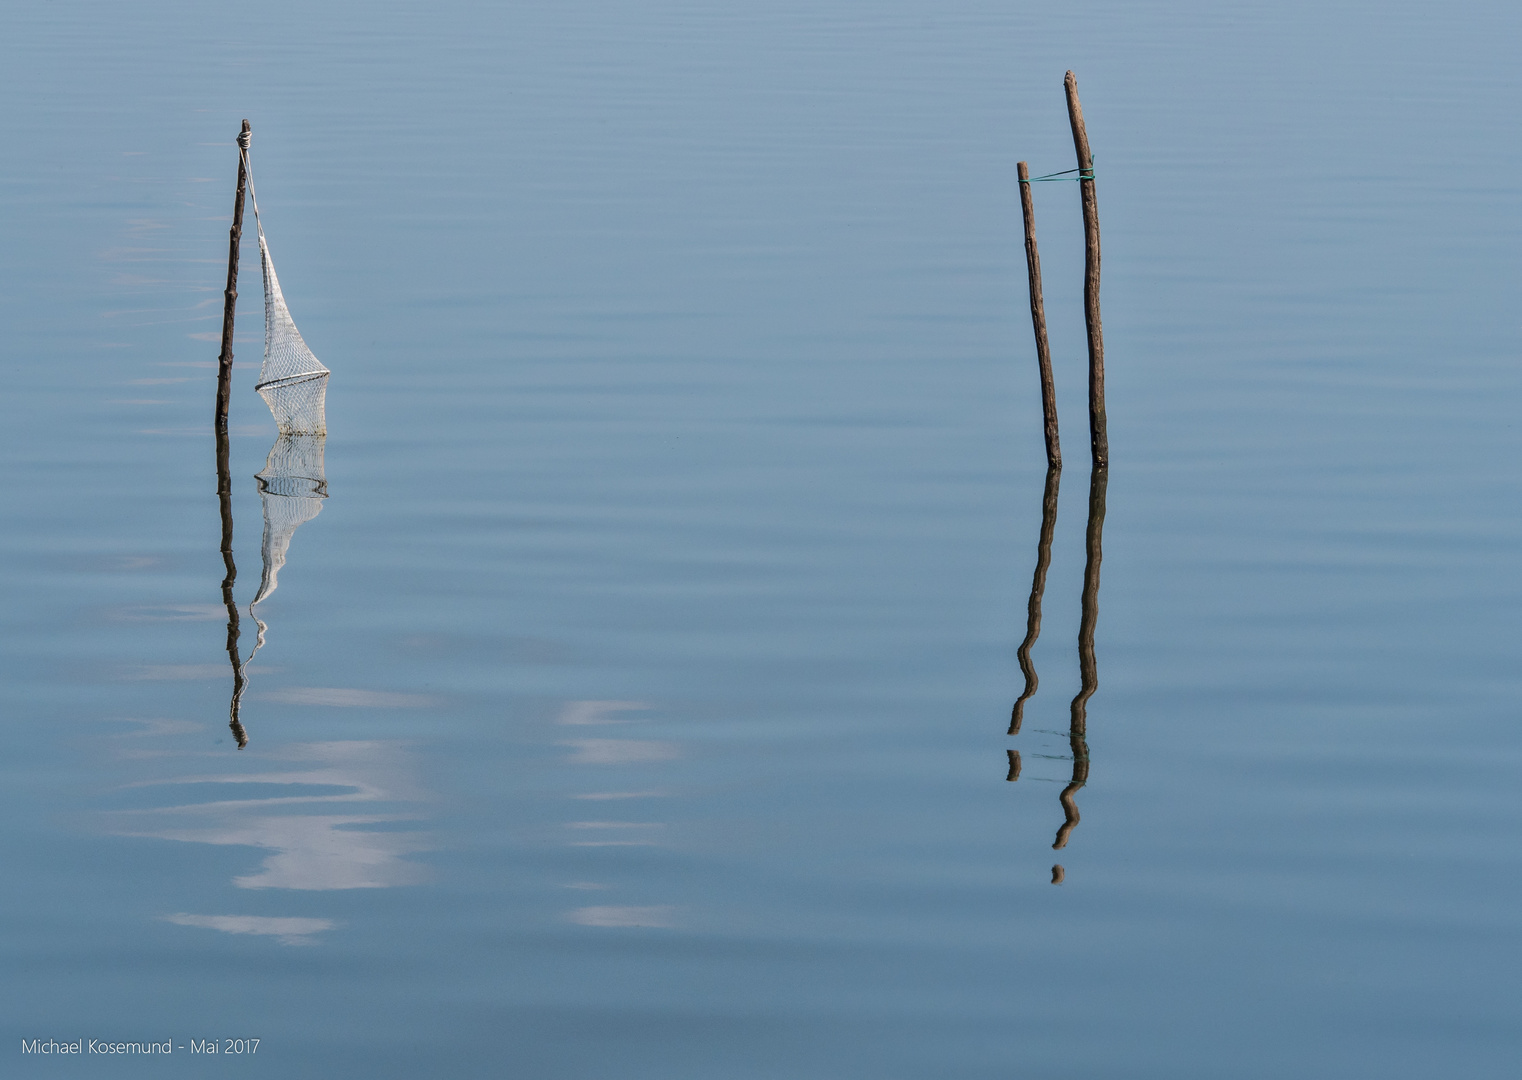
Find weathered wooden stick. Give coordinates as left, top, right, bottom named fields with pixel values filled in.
left=1017, top=162, right=1061, bottom=469
left=1063, top=72, right=1107, bottom=467
left=215, top=120, right=251, bottom=433
left=1010, top=463, right=1061, bottom=735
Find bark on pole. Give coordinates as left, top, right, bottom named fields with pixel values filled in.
left=1063, top=73, right=1107, bottom=467
left=1017, top=162, right=1061, bottom=469
left=215, top=120, right=251, bottom=432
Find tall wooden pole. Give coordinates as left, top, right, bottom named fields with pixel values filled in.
left=1017, top=162, right=1061, bottom=470
left=1063, top=73, right=1107, bottom=467
left=215, top=120, right=251, bottom=433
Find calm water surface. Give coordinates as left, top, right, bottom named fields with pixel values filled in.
left=3, top=2, right=1522, bottom=1076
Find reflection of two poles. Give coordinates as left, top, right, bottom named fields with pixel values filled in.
left=1007, top=464, right=1104, bottom=885
left=1006, top=74, right=1108, bottom=884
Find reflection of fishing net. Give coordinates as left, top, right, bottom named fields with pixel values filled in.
left=244, top=145, right=329, bottom=435
left=251, top=434, right=327, bottom=606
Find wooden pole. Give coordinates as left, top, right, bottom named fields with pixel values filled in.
left=215, top=120, right=251, bottom=433
left=1017, top=162, right=1061, bottom=469
left=1063, top=72, right=1107, bottom=467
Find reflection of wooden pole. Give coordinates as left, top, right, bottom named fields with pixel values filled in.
left=1054, top=464, right=1106, bottom=850
left=1053, top=738, right=1089, bottom=850
left=1011, top=464, right=1061, bottom=735
left=1071, top=464, right=1106, bottom=738
left=215, top=120, right=251, bottom=433
left=1063, top=73, right=1107, bottom=467
left=1017, top=162, right=1061, bottom=469
left=217, top=426, right=248, bottom=748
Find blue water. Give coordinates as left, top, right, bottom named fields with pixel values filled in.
left=4, top=1, right=1522, bottom=1075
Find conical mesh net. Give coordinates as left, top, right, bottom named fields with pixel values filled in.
left=254, top=234, right=329, bottom=435
left=247, top=148, right=329, bottom=436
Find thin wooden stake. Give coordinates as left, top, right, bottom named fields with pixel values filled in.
left=215, top=120, right=251, bottom=433
left=1063, top=72, right=1107, bottom=467
left=1017, top=162, right=1061, bottom=469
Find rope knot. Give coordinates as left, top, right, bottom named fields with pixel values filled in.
left=237, top=128, right=251, bottom=150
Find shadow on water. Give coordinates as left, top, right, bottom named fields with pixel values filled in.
left=1008, top=464, right=1107, bottom=881
left=216, top=431, right=328, bottom=748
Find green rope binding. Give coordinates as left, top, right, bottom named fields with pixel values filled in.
left=1019, top=165, right=1096, bottom=183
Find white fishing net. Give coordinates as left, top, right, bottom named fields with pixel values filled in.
left=244, top=145, right=329, bottom=435
left=251, top=434, right=328, bottom=607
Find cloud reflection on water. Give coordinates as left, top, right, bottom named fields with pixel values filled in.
left=109, top=741, right=430, bottom=893
left=556, top=701, right=681, bottom=925
left=556, top=700, right=650, bottom=726
left=562, top=739, right=680, bottom=765
left=162, top=913, right=336, bottom=946
left=255, top=687, right=436, bottom=708
left=567, top=906, right=676, bottom=929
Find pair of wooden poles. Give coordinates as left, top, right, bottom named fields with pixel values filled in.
left=1006, top=74, right=1106, bottom=880
left=1019, top=72, right=1106, bottom=470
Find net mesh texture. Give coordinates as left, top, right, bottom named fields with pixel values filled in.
left=251, top=434, right=328, bottom=607
left=246, top=147, right=329, bottom=435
